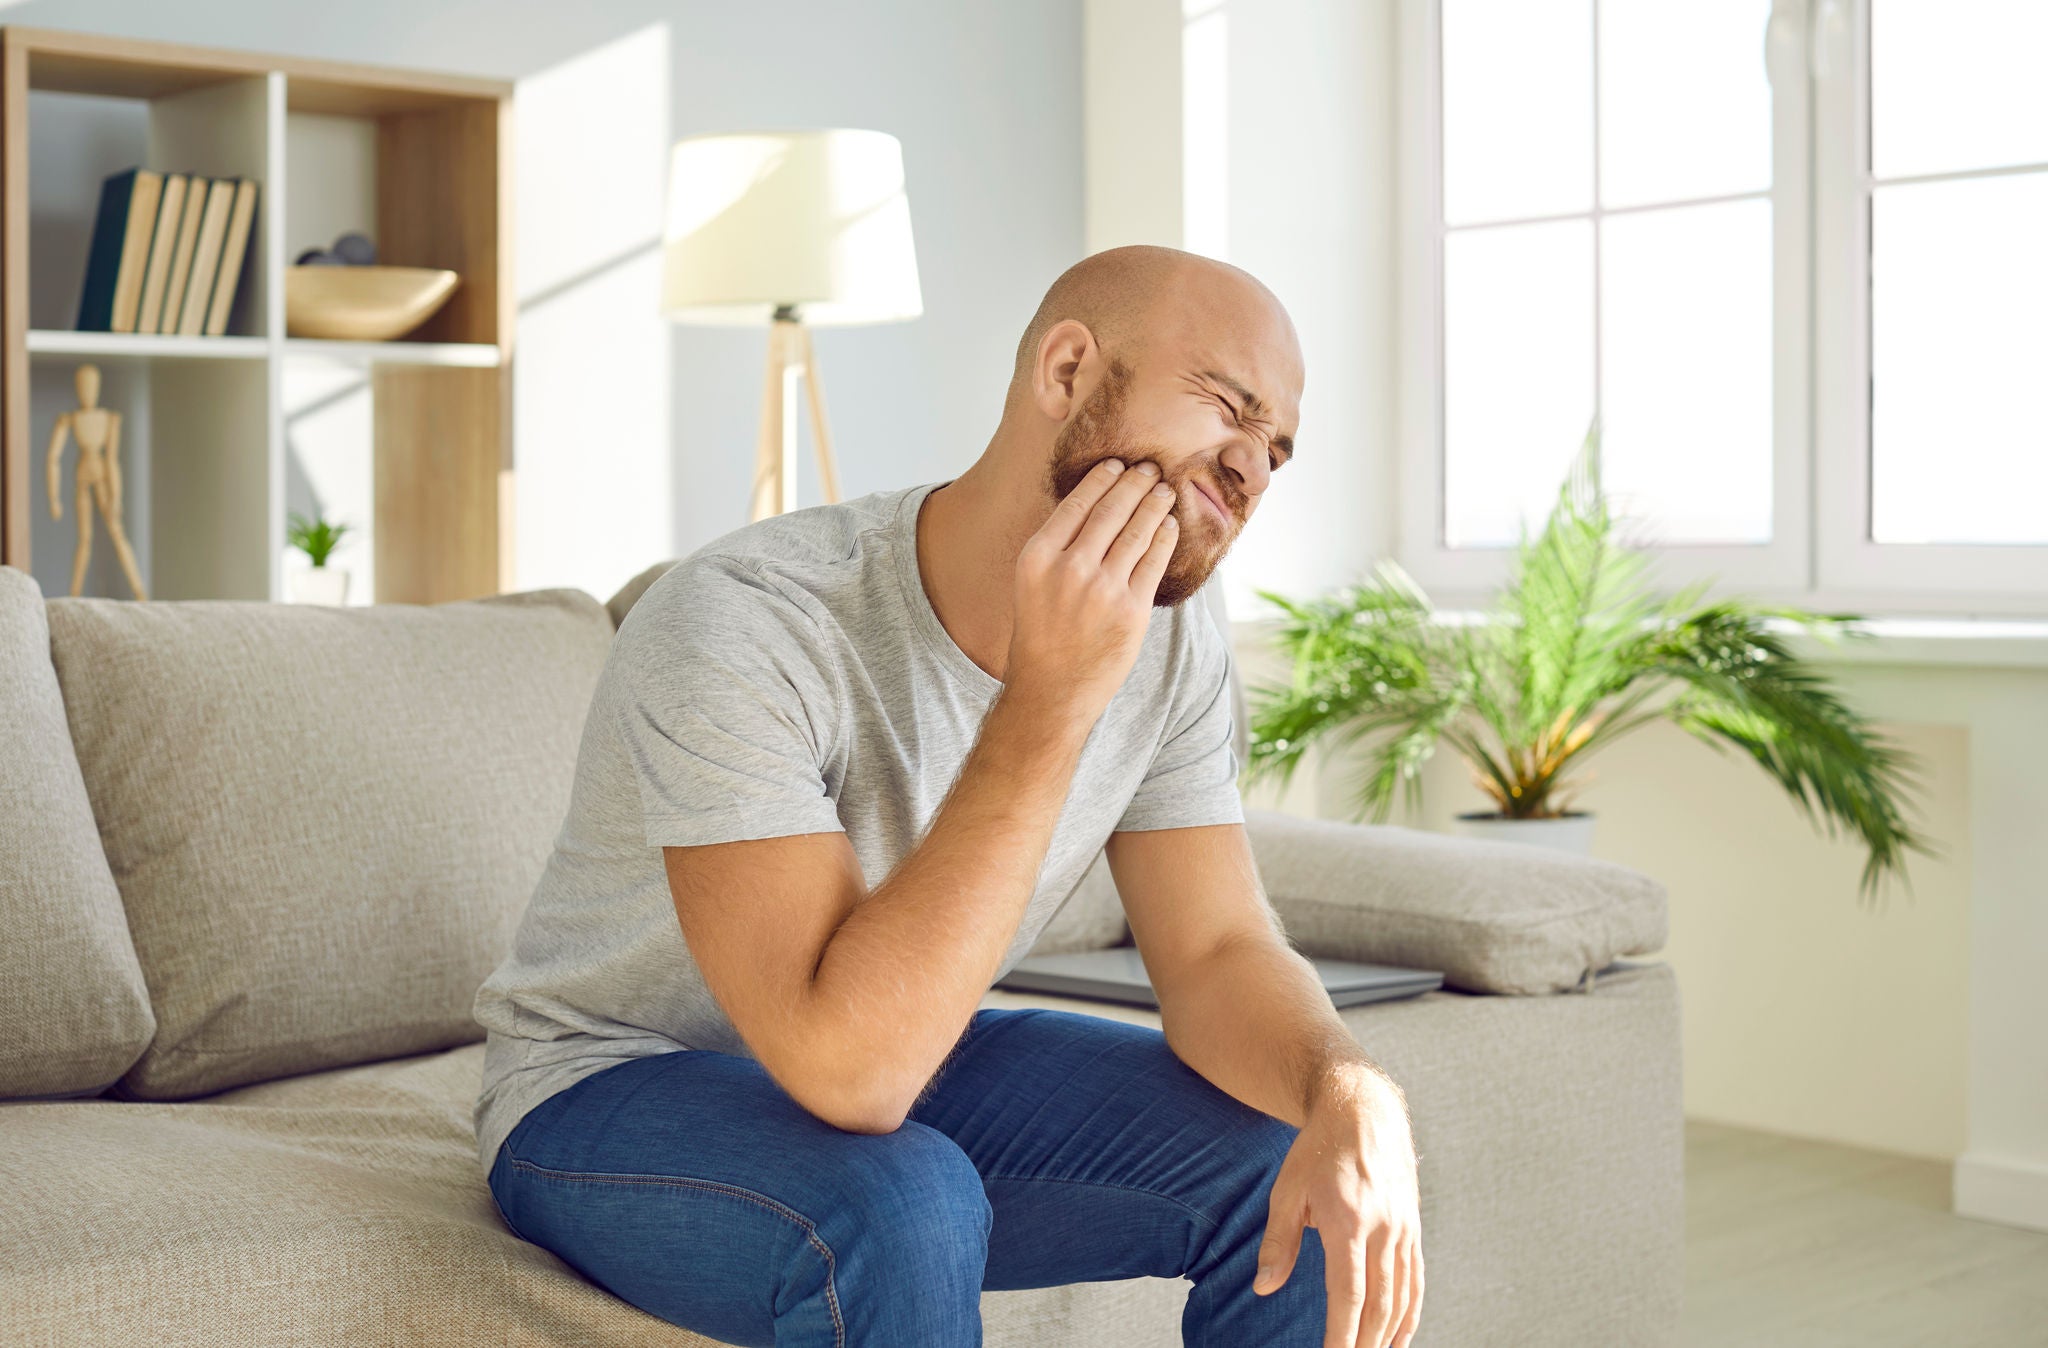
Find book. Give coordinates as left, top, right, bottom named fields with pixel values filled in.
left=133, top=173, right=189, bottom=334
left=174, top=178, right=237, bottom=337
left=202, top=178, right=260, bottom=337
left=156, top=175, right=209, bottom=334
left=75, top=167, right=163, bottom=332
left=109, top=170, right=163, bottom=333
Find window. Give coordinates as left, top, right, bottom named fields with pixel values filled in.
left=1813, top=0, right=2048, bottom=603
left=1399, top=0, right=2048, bottom=613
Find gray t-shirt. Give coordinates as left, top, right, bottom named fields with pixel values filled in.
left=471, top=479, right=1244, bottom=1170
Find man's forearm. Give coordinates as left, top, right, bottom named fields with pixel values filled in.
left=1161, top=932, right=1403, bottom=1129
left=805, top=682, right=1093, bottom=1122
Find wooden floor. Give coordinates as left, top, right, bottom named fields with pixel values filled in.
left=1683, top=1120, right=2048, bottom=1346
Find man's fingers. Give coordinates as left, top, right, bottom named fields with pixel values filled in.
left=1384, top=1242, right=1411, bottom=1348
left=1253, top=1197, right=1305, bottom=1296
left=1356, top=1226, right=1399, bottom=1348
left=1104, top=481, right=1177, bottom=582
left=1129, top=508, right=1177, bottom=600
left=1321, top=1227, right=1368, bottom=1348
left=1034, top=457, right=1128, bottom=551
left=1391, top=1239, right=1423, bottom=1348
left=1068, top=462, right=1162, bottom=560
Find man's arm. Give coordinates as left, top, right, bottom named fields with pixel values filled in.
left=1108, top=821, right=1425, bottom=1348
left=1105, top=822, right=1385, bottom=1126
left=664, top=457, right=1180, bottom=1134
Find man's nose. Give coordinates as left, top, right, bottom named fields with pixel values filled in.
left=1219, top=436, right=1271, bottom=500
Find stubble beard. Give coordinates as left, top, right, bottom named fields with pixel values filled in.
left=1044, top=357, right=1242, bottom=608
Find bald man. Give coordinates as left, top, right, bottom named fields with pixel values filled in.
left=473, top=245, right=1424, bottom=1348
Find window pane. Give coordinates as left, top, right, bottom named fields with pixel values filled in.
left=1599, top=0, right=1773, bottom=208
left=1444, top=220, right=1595, bottom=547
left=1873, top=0, right=2048, bottom=180
left=1442, top=0, right=1592, bottom=225
left=1871, top=173, right=2048, bottom=545
left=1599, top=200, right=1774, bottom=545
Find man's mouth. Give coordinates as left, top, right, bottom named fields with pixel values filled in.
left=1189, top=477, right=1232, bottom=528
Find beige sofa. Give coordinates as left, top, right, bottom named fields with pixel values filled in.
left=0, top=562, right=1681, bottom=1346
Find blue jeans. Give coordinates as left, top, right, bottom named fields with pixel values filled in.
left=487, top=1006, right=1327, bottom=1346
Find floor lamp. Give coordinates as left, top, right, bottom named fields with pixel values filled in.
left=661, top=129, right=924, bottom=522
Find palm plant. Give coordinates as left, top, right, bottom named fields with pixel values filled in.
left=1243, top=428, right=1932, bottom=900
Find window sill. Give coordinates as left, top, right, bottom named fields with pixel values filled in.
left=1782, top=620, right=2048, bottom=671
left=1228, top=614, right=2048, bottom=672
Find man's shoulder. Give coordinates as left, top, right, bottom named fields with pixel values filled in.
left=700, top=484, right=917, bottom=572
left=615, top=484, right=924, bottom=656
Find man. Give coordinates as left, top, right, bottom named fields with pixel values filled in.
left=473, top=244, right=1424, bottom=1348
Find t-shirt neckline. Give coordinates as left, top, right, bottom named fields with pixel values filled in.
left=893, top=479, right=1004, bottom=700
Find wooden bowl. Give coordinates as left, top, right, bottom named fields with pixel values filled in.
left=284, top=265, right=460, bottom=341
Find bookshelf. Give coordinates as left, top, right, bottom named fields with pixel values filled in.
left=0, top=26, right=514, bottom=604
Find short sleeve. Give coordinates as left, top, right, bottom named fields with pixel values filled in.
left=1114, top=602, right=1246, bottom=833
left=609, top=557, right=846, bottom=849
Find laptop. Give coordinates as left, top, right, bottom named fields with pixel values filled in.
left=995, top=946, right=1444, bottom=1010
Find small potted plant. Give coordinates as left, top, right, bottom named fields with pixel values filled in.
left=1243, top=428, right=1931, bottom=897
left=285, top=510, right=352, bottom=605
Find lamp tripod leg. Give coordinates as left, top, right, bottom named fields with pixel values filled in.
left=752, top=321, right=793, bottom=522
left=798, top=325, right=841, bottom=505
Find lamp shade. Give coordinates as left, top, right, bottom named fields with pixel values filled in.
left=660, top=128, right=923, bottom=327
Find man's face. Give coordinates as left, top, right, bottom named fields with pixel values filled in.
left=1046, top=352, right=1297, bottom=608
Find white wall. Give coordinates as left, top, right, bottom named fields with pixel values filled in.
left=1083, top=0, right=1397, bottom=622
left=18, top=0, right=1084, bottom=602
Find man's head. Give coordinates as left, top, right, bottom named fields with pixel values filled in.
left=1005, top=245, right=1303, bottom=608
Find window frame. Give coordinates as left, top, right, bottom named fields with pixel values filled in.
left=1811, top=0, right=2048, bottom=610
left=1397, top=0, right=2048, bottom=617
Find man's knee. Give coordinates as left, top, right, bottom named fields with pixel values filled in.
left=1220, top=1110, right=1300, bottom=1210
left=822, top=1120, right=993, bottom=1285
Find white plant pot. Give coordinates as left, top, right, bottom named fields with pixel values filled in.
left=1450, top=812, right=1596, bottom=856
left=287, top=566, right=351, bottom=606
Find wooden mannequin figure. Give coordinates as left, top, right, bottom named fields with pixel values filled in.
left=46, top=363, right=147, bottom=599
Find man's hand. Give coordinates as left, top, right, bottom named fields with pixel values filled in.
left=1255, top=1070, right=1424, bottom=1348
left=1006, top=456, right=1178, bottom=717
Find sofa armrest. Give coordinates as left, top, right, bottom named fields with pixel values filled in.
left=1244, top=808, right=1669, bottom=996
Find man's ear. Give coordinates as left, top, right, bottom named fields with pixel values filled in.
left=1032, top=318, right=1099, bottom=423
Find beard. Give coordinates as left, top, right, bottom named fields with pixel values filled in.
left=1044, top=357, right=1245, bottom=608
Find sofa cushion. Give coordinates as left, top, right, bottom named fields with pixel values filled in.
left=1244, top=809, right=1670, bottom=995
left=0, top=567, right=154, bottom=1099
left=0, top=1044, right=691, bottom=1345
left=0, top=1041, right=1188, bottom=1346
left=45, top=589, right=613, bottom=1099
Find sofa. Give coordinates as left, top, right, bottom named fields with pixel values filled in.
left=0, top=560, right=1682, bottom=1346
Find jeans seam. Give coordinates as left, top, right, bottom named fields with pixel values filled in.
left=981, top=1170, right=1222, bottom=1233
left=504, top=1157, right=846, bottom=1348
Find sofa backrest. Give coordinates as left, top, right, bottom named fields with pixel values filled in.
left=0, top=566, right=156, bottom=1099
left=44, top=585, right=614, bottom=1099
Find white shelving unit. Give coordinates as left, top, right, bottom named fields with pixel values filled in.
left=27, top=330, right=502, bottom=368
left=26, top=330, right=270, bottom=360
left=3, top=27, right=514, bottom=605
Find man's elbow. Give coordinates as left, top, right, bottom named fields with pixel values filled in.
left=817, top=1097, right=911, bottom=1135
left=774, top=1056, right=914, bottom=1135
